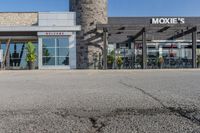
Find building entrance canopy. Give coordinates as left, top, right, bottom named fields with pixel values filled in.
left=97, top=17, right=200, bottom=69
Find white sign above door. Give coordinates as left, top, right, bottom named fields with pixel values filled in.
left=37, top=32, right=73, bottom=36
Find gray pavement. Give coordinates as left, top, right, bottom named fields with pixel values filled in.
left=0, top=70, right=200, bottom=133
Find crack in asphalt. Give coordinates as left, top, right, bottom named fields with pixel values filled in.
left=53, top=107, right=172, bottom=133
left=119, top=80, right=200, bottom=126
left=168, top=107, right=200, bottom=125
left=1, top=106, right=199, bottom=133
left=54, top=110, right=107, bottom=133
left=89, top=117, right=106, bottom=133
left=52, top=107, right=175, bottom=133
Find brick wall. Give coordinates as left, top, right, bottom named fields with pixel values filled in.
left=70, top=0, right=108, bottom=69
left=0, top=13, right=38, bottom=26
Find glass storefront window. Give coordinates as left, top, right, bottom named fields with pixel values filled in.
left=42, top=37, right=69, bottom=66
left=134, top=43, right=143, bottom=69
left=147, top=42, right=193, bottom=69
left=109, top=41, right=198, bottom=69
left=147, top=43, right=159, bottom=69
left=109, top=41, right=199, bottom=69
left=0, top=42, right=38, bottom=69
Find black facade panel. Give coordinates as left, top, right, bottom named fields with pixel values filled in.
left=108, top=17, right=200, bottom=25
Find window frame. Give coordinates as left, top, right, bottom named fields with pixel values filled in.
left=42, top=36, right=70, bottom=66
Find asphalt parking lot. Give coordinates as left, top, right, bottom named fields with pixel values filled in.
left=0, top=70, right=200, bottom=133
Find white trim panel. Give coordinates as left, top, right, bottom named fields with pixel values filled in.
left=0, top=26, right=81, bottom=32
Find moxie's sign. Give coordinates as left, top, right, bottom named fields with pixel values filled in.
left=151, top=18, right=185, bottom=24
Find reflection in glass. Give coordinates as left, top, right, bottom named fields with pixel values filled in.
left=57, top=38, right=69, bottom=48
left=56, top=48, right=69, bottom=57
left=42, top=48, right=55, bottom=57
left=43, top=57, right=55, bottom=65
left=56, top=57, right=69, bottom=65
left=42, top=38, right=55, bottom=48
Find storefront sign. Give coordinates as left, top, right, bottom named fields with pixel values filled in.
left=0, top=49, right=3, bottom=63
left=151, top=18, right=185, bottom=24
left=37, top=32, right=72, bottom=36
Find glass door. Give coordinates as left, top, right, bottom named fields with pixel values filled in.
left=42, top=37, right=70, bottom=67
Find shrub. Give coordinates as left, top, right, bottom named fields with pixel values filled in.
left=116, top=56, right=123, bottom=68
left=26, top=42, right=36, bottom=63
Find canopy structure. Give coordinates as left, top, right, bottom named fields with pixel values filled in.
left=95, top=17, right=200, bottom=69
left=97, top=24, right=199, bottom=43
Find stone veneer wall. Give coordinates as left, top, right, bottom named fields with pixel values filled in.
left=70, top=0, right=108, bottom=69
left=0, top=13, right=38, bottom=26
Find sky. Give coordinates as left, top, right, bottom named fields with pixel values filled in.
left=0, top=0, right=200, bottom=16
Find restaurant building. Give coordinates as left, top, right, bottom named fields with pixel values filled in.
left=0, top=13, right=200, bottom=70
left=69, top=0, right=200, bottom=69
left=0, top=12, right=80, bottom=70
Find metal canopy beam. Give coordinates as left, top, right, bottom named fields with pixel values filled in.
left=133, top=28, right=145, bottom=40
left=99, top=27, right=192, bottom=33
left=192, top=29, right=197, bottom=68
left=167, top=27, right=197, bottom=40
left=103, top=28, right=108, bottom=70
left=157, top=26, right=171, bottom=32
left=84, top=33, right=103, bottom=43
left=106, top=30, right=187, bottom=36
left=142, top=28, right=147, bottom=69
left=97, top=24, right=195, bottom=31
left=108, top=33, right=195, bottom=43
left=84, top=28, right=97, bottom=36
left=3, top=39, right=11, bottom=69
left=125, top=28, right=146, bottom=45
